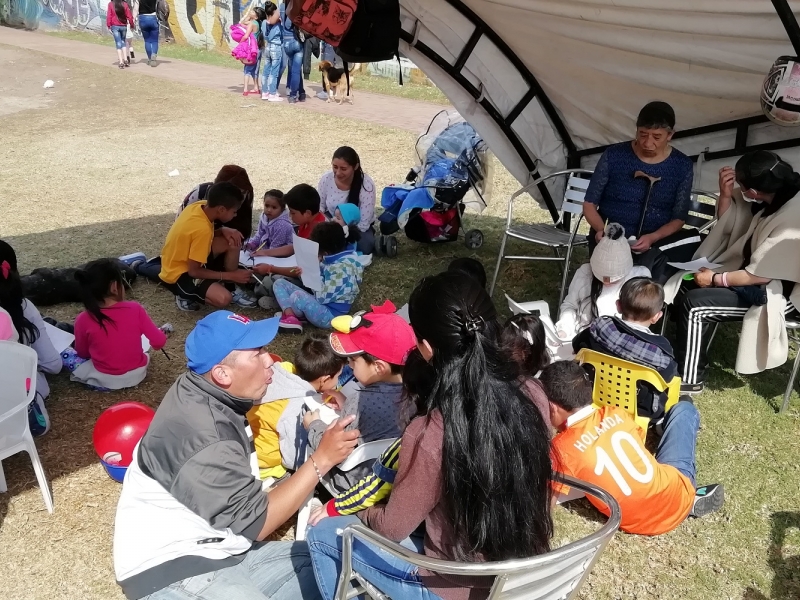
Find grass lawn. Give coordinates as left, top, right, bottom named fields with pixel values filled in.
left=0, top=41, right=799, bottom=600
left=47, top=29, right=451, bottom=104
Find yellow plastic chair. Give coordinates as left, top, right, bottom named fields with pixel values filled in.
left=576, top=349, right=680, bottom=430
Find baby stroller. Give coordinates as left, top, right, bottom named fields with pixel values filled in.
left=376, top=110, right=492, bottom=257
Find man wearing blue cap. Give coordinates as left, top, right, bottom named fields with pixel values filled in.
left=113, top=311, right=359, bottom=600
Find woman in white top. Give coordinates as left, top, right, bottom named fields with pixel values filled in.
left=317, top=146, right=377, bottom=254
left=556, top=223, right=651, bottom=340
left=0, top=240, right=61, bottom=436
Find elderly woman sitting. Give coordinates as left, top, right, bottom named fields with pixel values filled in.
left=669, top=150, right=800, bottom=393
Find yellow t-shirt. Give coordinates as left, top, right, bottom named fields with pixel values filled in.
left=159, top=201, right=214, bottom=284
left=247, top=362, right=295, bottom=471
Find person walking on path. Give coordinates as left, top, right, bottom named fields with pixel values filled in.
left=135, top=0, right=160, bottom=66
left=107, top=0, right=135, bottom=69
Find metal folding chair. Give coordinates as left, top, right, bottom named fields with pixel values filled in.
left=334, top=475, right=620, bottom=600
left=781, top=317, right=800, bottom=413
left=490, top=169, right=594, bottom=306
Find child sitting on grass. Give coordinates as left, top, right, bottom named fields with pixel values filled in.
left=572, top=277, right=675, bottom=421
left=274, top=222, right=363, bottom=333
left=244, top=189, right=294, bottom=258
left=309, top=347, right=433, bottom=525
left=540, top=360, right=724, bottom=535
left=287, top=183, right=326, bottom=240
left=304, top=300, right=414, bottom=492
left=332, top=203, right=361, bottom=252
left=61, top=259, right=170, bottom=390
left=247, top=332, right=346, bottom=479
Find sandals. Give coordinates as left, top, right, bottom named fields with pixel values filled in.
left=118, top=63, right=125, bottom=69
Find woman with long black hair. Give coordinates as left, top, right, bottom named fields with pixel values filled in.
left=317, top=146, right=377, bottom=254
left=672, top=150, right=800, bottom=392
left=0, top=240, right=61, bottom=436
left=106, top=0, right=134, bottom=68
left=306, top=271, right=554, bottom=600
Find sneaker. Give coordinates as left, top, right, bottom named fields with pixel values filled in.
left=690, top=483, right=725, bottom=517
left=298, top=93, right=307, bottom=102
left=119, top=251, right=147, bottom=270
left=176, top=296, right=200, bottom=311
left=262, top=92, right=270, bottom=100
left=287, top=96, right=297, bottom=104
left=279, top=315, right=303, bottom=333
left=150, top=56, right=157, bottom=66
left=268, top=94, right=284, bottom=102
left=680, top=382, right=704, bottom=394
left=257, top=295, right=278, bottom=311
left=231, top=286, right=258, bottom=308
left=130, top=50, right=135, bottom=58
left=27, top=394, right=51, bottom=437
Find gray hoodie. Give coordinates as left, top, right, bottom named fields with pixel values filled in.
left=255, top=363, right=319, bottom=471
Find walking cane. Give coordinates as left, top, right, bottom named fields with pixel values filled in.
left=633, top=170, right=662, bottom=238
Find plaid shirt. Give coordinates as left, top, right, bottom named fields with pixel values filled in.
left=589, top=317, right=672, bottom=371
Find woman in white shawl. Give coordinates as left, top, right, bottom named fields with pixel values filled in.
left=673, top=151, right=800, bottom=393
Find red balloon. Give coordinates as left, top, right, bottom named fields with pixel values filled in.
left=92, top=401, right=155, bottom=467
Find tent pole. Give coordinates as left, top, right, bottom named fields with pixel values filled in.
left=771, top=0, right=800, bottom=56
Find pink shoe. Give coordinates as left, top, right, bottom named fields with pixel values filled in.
left=279, top=315, right=303, bottom=333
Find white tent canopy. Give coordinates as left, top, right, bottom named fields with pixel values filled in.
left=397, top=0, right=800, bottom=217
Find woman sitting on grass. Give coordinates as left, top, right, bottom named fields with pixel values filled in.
left=306, top=271, right=554, bottom=600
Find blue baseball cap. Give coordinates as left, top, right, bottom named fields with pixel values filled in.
left=185, top=311, right=280, bottom=374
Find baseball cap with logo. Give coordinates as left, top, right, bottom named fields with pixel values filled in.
left=185, top=311, right=280, bottom=374
left=329, top=300, right=416, bottom=366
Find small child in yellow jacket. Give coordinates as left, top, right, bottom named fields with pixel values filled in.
left=247, top=333, right=346, bottom=479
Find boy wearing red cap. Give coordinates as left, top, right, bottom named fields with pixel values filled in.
left=303, top=300, right=414, bottom=492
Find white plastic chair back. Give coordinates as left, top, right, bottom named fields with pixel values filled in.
left=0, top=341, right=38, bottom=444
left=0, top=340, right=54, bottom=513
left=296, top=437, right=398, bottom=540
left=561, top=175, right=590, bottom=216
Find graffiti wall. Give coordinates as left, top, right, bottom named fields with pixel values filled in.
left=1, top=0, right=254, bottom=51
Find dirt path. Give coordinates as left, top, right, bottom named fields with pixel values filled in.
left=0, top=26, right=449, bottom=133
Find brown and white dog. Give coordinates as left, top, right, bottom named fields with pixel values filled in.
left=319, top=60, right=356, bottom=104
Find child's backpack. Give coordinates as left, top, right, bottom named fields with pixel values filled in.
left=286, top=0, right=357, bottom=46
left=155, top=0, right=170, bottom=23
left=336, top=0, right=400, bottom=63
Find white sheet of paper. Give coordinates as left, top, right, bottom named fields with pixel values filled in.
left=505, top=295, right=551, bottom=319
left=304, top=398, right=340, bottom=425
left=292, top=234, right=323, bottom=292
left=666, top=258, right=722, bottom=272
left=43, top=322, right=74, bottom=353
left=238, top=251, right=298, bottom=268
left=395, top=303, right=410, bottom=323
left=141, top=334, right=150, bottom=352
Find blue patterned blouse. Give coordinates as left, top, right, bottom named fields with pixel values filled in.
left=584, top=142, right=693, bottom=237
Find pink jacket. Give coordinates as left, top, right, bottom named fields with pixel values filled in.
left=106, top=1, right=133, bottom=28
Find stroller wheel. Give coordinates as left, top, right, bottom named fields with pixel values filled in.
left=465, top=229, right=484, bottom=249
left=385, top=236, right=398, bottom=258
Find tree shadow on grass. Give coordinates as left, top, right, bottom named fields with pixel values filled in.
left=742, top=511, right=800, bottom=600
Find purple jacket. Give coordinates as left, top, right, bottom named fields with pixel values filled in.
left=245, top=211, right=294, bottom=251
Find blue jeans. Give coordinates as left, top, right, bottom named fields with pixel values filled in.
left=655, top=400, right=699, bottom=486
left=272, top=278, right=336, bottom=328
left=142, top=541, right=321, bottom=600
left=138, top=14, right=159, bottom=58
left=307, top=516, right=440, bottom=600
left=283, top=38, right=303, bottom=97
left=110, top=25, right=127, bottom=50
left=261, top=44, right=282, bottom=94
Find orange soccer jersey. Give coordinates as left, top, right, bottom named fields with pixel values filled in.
left=553, top=405, right=694, bottom=535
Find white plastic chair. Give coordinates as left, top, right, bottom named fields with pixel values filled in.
left=0, top=341, right=54, bottom=513
left=490, top=169, right=594, bottom=306
left=334, top=475, right=620, bottom=600
left=295, top=438, right=397, bottom=541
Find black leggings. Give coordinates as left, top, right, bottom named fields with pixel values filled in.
left=675, top=283, right=797, bottom=384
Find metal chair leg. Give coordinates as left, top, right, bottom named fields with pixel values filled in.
left=558, top=243, right=574, bottom=307
left=660, top=304, right=670, bottom=336
left=781, top=335, right=800, bottom=413
left=490, top=232, right=509, bottom=296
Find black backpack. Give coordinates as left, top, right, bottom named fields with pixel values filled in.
left=336, top=0, right=400, bottom=64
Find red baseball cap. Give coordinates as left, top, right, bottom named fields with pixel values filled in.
left=329, top=300, right=416, bottom=365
